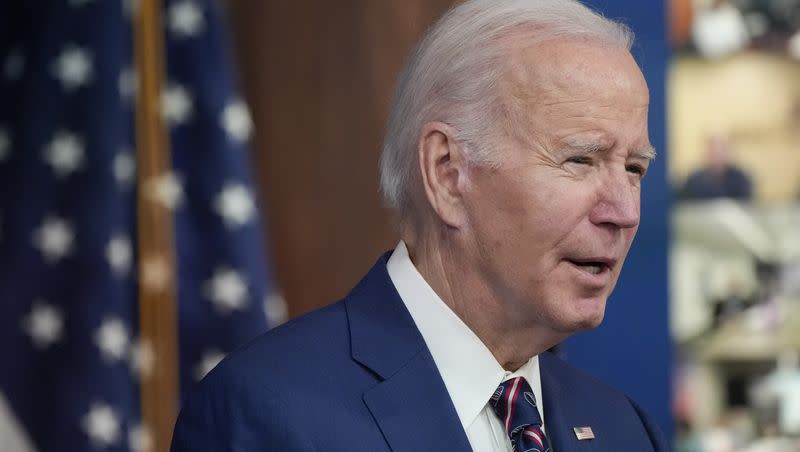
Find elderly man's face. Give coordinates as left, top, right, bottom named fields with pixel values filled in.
left=461, top=39, right=651, bottom=336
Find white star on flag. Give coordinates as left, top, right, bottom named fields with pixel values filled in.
left=52, top=45, right=93, bottom=91
left=145, top=172, right=184, bottom=209
left=161, top=84, right=194, bottom=126
left=0, top=127, right=10, bottom=161
left=264, top=292, right=288, bottom=325
left=213, top=183, right=256, bottom=228
left=221, top=99, right=253, bottom=142
left=106, top=234, right=132, bottom=277
left=123, top=0, right=140, bottom=18
left=82, top=403, right=120, bottom=448
left=193, top=349, right=225, bottom=381
left=44, top=130, right=85, bottom=178
left=168, top=0, right=206, bottom=38
left=128, top=423, right=152, bottom=452
left=32, top=216, right=75, bottom=263
left=22, top=302, right=64, bottom=349
left=118, top=67, right=137, bottom=101
left=129, top=338, right=155, bottom=380
left=140, top=254, right=173, bottom=292
left=94, top=317, right=130, bottom=362
left=112, top=150, right=136, bottom=188
left=205, top=267, right=248, bottom=313
left=3, top=50, right=24, bottom=82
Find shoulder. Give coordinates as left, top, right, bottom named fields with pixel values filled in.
left=205, top=299, right=351, bottom=389
left=540, top=351, right=644, bottom=410
left=540, top=352, right=668, bottom=451
left=172, top=301, right=351, bottom=451
left=540, top=351, right=623, bottom=398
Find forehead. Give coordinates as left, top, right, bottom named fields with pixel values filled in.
left=498, top=38, right=650, bottom=150
left=501, top=38, right=649, bottom=113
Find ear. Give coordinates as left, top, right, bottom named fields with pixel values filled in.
left=418, top=122, right=468, bottom=228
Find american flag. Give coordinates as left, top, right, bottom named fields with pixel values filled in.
left=0, top=0, right=283, bottom=450
left=573, top=426, right=595, bottom=441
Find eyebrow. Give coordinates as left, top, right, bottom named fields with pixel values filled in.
left=561, top=140, right=657, bottom=161
left=635, top=145, right=657, bottom=161
left=558, top=139, right=606, bottom=156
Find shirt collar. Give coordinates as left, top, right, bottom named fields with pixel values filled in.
left=386, top=241, right=543, bottom=431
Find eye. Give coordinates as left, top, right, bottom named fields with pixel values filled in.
left=566, top=155, right=593, bottom=165
left=626, top=163, right=647, bottom=177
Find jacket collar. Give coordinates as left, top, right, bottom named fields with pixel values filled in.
left=345, top=254, right=617, bottom=452
left=345, top=254, right=474, bottom=451
left=540, top=352, right=632, bottom=451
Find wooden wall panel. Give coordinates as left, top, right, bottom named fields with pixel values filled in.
left=227, top=1, right=454, bottom=317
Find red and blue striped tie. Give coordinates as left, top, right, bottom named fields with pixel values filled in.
left=490, top=376, right=551, bottom=452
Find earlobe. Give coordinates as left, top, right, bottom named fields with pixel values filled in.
left=418, top=122, right=468, bottom=229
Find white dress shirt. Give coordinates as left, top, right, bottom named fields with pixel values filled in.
left=387, top=241, right=545, bottom=452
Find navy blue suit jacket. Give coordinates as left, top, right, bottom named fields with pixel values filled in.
left=172, top=255, right=667, bottom=451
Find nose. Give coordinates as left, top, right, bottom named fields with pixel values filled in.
left=589, top=169, right=640, bottom=230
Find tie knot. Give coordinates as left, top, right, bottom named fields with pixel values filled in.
left=490, top=376, right=543, bottom=436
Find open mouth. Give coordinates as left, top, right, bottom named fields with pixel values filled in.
left=567, top=259, right=612, bottom=275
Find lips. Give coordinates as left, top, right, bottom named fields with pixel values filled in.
left=565, top=257, right=617, bottom=283
left=574, top=262, right=605, bottom=274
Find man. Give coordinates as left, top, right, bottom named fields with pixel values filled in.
left=679, top=132, right=753, bottom=201
left=172, top=0, right=667, bottom=450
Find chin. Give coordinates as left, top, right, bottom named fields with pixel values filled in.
left=549, top=311, right=605, bottom=335
left=565, top=297, right=608, bottom=332
left=576, top=312, right=605, bottom=331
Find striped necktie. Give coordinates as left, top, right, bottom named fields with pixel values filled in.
left=490, top=376, right=551, bottom=452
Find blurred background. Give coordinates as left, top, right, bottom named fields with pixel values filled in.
left=671, top=0, right=800, bottom=451
left=1, top=0, right=799, bottom=451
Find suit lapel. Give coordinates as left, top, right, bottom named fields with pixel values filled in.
left=346, top=255, right=472, bottom=452
left=542, top=352, right=661, bottom=452
left=540, top=352, right=597, bottom=452
left=362, top=349, right=473, bottom=451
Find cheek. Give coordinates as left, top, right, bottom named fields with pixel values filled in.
left=623, top=224, right=640, bottom=249
left=504, top=190, right=571, bottom=251
left=530, top=180, right=597, bottom=236
left=467, top=170, right=597, bottom=257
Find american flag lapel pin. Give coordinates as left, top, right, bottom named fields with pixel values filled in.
left=573, top=426, right=595, bottom=440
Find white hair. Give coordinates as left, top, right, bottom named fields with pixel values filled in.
left=379, top=0, right=634, bottom=216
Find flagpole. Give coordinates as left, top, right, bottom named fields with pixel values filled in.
left=133, top=0, right=180, bottom=450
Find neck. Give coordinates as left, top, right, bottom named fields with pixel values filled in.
left=404, top=232, right=564, bottom=372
